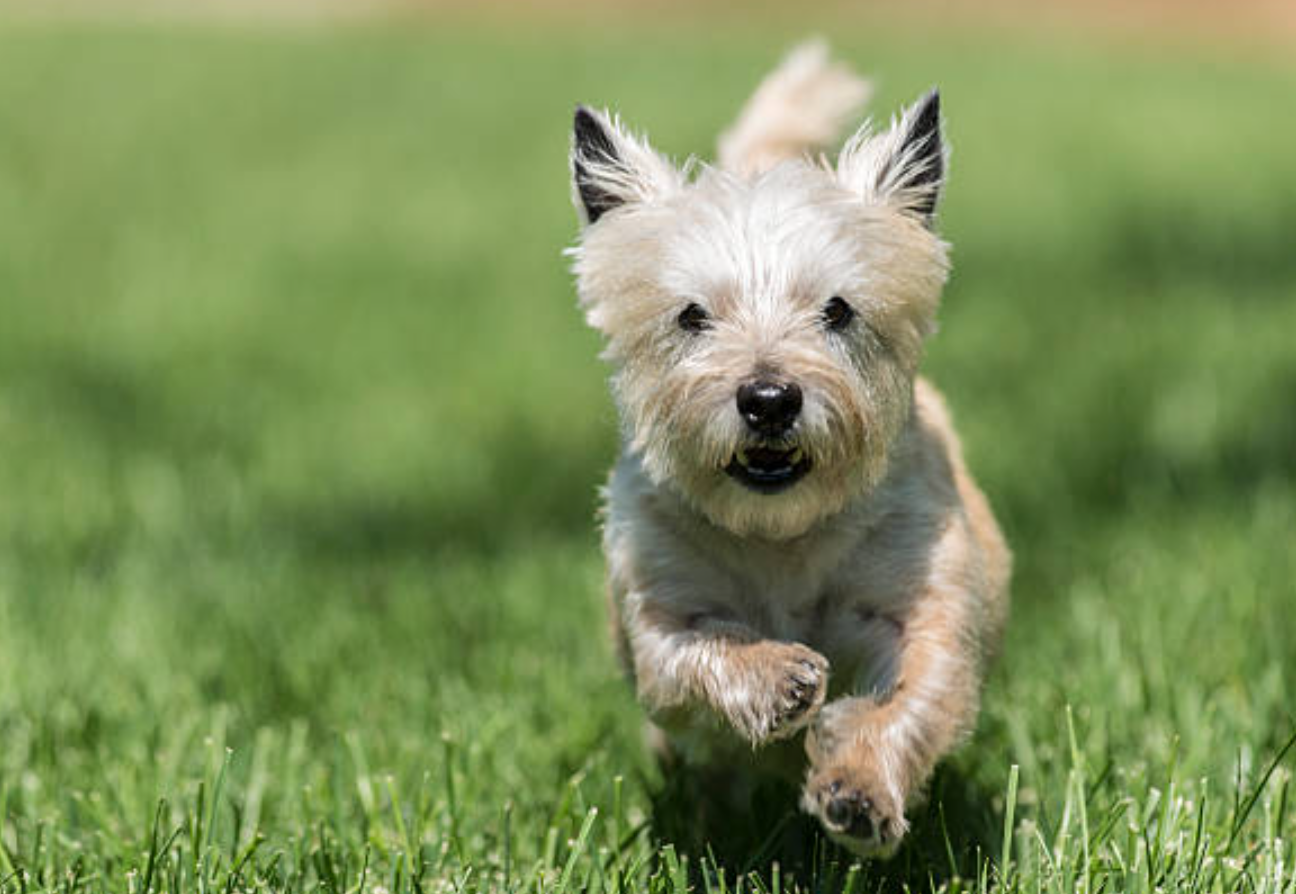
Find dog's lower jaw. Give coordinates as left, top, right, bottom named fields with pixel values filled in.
left=678, top=466, right=875, bottom=542
left=724, top=446, right=812, bottom=494
left=633, top=426, right=896, bottom=542
left=703, top=439, right=895, bottom=541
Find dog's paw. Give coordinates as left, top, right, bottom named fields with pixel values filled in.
left=802, top=766, right=906, bottom=858
left=719, top=642, right=828, bottom=745
left=769, top=645, right=829, bottom=734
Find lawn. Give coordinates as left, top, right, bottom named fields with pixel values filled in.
left=0, top=14, right=1294, bottom=894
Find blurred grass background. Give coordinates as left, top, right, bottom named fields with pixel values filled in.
left=0, top=7, right=1294, bottom=892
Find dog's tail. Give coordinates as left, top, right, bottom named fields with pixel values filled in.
left=717, top=40, right=872, bottom=176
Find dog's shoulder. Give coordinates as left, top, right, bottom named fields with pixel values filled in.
left=898, top=377, right=1012, bottom=621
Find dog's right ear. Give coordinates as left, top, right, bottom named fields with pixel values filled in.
left=571, top=106, right=679, bottom=226
left=837, top=89, right=947, bottom=227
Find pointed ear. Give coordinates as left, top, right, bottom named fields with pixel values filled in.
left=570, top=106, right=679, bottom=226
left=837, top=88, right=946, bottom=226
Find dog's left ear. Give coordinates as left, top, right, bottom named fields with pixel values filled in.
left=837, top=88, right=946, bottom=226
left=571, top=106, right=680, bottom=226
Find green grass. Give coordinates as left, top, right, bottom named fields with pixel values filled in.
left=1, top=15, right=1295, bottom=894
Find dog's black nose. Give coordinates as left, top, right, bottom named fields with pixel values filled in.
left=737, top=381, right=802, bottom=436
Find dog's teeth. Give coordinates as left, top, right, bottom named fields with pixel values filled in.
left=789, top=448, right=804, bottom=464
left=736, top=449, right=750, bottom=467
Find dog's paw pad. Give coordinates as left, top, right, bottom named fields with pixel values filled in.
left=824, top=783, right=879, bottom=838
left=804, top=774, right=904, bottom=857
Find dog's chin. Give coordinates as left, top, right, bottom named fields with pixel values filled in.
left=646, top=441, right=868, bottom=540
left=724, top=445, right=812, bottom=495
left=669, top=460, right=853, bottom=541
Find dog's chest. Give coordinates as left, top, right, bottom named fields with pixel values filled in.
left=716, top=535, right=855, bottom=638
left=729, top=579, right=818, bottom=644
left=709, top=532, right=906, bottom=694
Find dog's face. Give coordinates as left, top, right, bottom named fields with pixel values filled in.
left=569, top=93, right=950, bottom=539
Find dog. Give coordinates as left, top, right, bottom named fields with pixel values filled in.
left=566, top=42, right=1011, bottom=857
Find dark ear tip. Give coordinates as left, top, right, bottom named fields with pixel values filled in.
left=573, top=105, right=615, bottom=151
left=574, top=105, right=608, bottom=134
left=907, top=88, right=942, bottom=147
left=917, top=88, right=940, bottom=121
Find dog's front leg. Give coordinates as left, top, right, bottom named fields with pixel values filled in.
left=625, top=594, right=830, bottom=746
left=801, top=588, right=981, bottom=856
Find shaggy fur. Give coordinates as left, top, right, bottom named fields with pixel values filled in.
left=567, top=42, right=1011, bottom=856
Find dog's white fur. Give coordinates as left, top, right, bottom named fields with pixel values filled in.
left=568, top=42, right=1010, bottom=856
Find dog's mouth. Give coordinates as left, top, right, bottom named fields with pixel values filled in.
left=724, top=445, right=812, bottom=494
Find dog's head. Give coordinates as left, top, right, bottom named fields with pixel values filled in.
left=568, top=92, right=949, bottom=539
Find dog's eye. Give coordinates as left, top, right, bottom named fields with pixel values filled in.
left=822, top=296, right=855, bottom=331
left=677, top=303, right=711, bottom=333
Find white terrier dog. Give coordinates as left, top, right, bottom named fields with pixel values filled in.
left=567, top=42, right=1010, bottom=856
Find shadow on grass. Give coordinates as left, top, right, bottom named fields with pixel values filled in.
left=646, top=759, right=1003, bottom=893
left=265, top=415, right=614, bottom=563
left=1098, top=193, right=1296, bottom=295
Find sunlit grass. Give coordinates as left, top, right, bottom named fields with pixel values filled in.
left=0, top=18, right=1293, bottom=893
